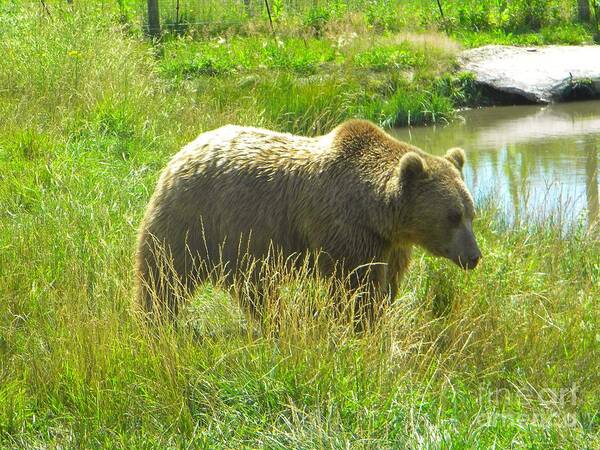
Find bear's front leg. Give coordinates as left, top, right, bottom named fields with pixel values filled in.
left=386, top=246, right=412, bottom=303
left=315, top=228, right=390, bottom=331
left=347, top=261, right=388, bottom=332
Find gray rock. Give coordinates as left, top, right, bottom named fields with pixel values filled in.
left=460, top=45, right=600, bottom=103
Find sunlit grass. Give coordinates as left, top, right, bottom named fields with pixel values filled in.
left=2, top=176, right=598, bottom=446
left=0, top=2, right=599, bottom=448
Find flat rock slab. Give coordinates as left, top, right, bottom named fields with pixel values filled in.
left=460, top=45, right=600, bottom=103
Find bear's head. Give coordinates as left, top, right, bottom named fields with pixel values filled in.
left=394, top=148, right=481, bottom=270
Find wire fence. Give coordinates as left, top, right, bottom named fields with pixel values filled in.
left=148, top=0, right=411, bottom=31
left=155, top=0, right=271, bottom=30
left=155, top=0, right=375, bottom=22
left=27, top=0, right=444, bottom=37
left=39, top=1, right=581, bottom=37
left=34, top=0, right=417, bottom=35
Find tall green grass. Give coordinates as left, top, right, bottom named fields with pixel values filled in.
left=0, top=3, right=599, bottom=448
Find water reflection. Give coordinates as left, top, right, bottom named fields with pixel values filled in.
left=392, top=101, right=600, bottom=227
left=586, top=139, right=599, bottom=226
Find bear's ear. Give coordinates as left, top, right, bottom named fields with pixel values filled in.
left=445, top=147, right=466, bottom=171
left=399, top=152, right=425, bottom=182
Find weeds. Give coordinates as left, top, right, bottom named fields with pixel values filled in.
left=0, top=2, right=599, bottom=448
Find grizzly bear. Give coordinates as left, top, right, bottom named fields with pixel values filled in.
left=135, top=119, right=481, bottom=323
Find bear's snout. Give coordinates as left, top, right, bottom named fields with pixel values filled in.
left=460, top=250, right=481, bottom=270
left=446, top=223, right=481, bottom=270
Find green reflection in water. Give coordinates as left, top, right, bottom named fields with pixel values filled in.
left=391, top=100, right=600, bottom=227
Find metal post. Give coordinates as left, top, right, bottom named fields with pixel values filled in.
left=578, top=0, right=591, bottom=22
left=264, top=0, right=274, bottom=33
left=146, top=0, right=161, bottom=37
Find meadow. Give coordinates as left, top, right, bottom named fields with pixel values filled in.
left=0, top=1, right=599, bottom=447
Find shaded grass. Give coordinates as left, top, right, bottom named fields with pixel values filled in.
left=0, top=3, right=599, bottom=448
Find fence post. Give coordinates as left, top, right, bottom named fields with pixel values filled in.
left=435, top=0, right=448, bottom=33
left=264, top=0, right=274, bottom=33
left=578, top=0, right=591, bottom=22
left=147, top=0, right=161, bottom=37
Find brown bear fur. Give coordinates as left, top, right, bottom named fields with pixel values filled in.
left=135, top=120, right=480, bottom=322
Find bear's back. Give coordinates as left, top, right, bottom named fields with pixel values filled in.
left=166, top=125, right=331, bottom=182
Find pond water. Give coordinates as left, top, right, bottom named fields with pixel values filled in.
left=391, top=100, right=600, bottom=228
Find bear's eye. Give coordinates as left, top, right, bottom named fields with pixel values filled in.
left=448, top=211, right=462, bottom=225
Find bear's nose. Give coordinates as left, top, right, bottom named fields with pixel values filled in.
left=468, top=253, right=481, bottom=269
